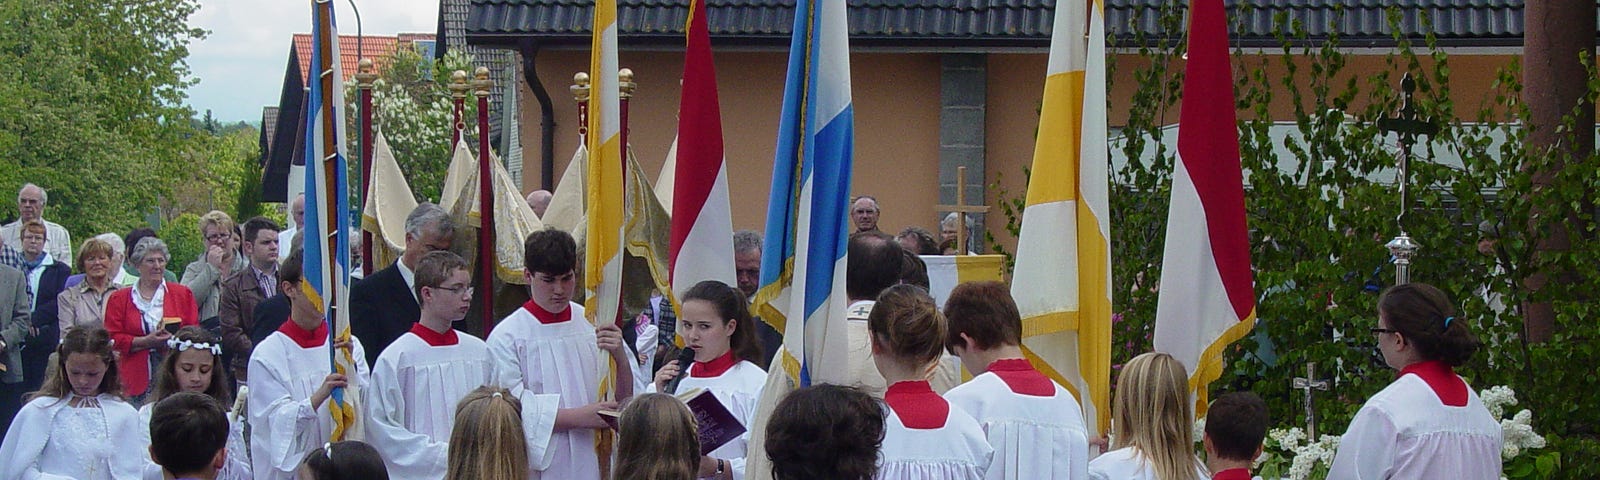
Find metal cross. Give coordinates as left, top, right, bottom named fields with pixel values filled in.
left=1291, top=362, right=1330, bottom=438
left=932, top=166, right=990, bottom=254
left=1376, top=73, right=1437, bottom=285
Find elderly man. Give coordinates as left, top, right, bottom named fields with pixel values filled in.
left=181, top=211, right=248, bottom=325
left=850, top=195, right=881, bottom=233
left=276, top=194, right=305, bottom=263
left=732, top=230, right=783, bottom=357
left=350, top=203, right=454, bottom=367
left=1, top=184, right=71, bottom=261
left=526, top=189, right=553, bottom=218
left=218, top=217, right=281, bottom=384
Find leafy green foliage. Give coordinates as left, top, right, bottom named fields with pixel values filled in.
left=345, top=48, right=479, bottom=205
left=158, top=213, right=203, bottom=270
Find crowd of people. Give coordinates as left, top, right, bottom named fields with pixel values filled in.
left=0, top=183, right=1506, bottom=480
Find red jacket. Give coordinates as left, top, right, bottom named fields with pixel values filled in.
left=104, top=282, right=199, bottom=396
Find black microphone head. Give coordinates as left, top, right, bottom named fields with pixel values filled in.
left=665, top=347, right=698, bottom=394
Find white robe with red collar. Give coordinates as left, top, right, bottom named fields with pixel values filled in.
left=363, top=324, right=494, bottom=479
left=246, top=321, right=370, bottom=480
left=487, top=301, right=605, bottom=480
left=646, top=353, right=767, bottom=480
left=877, top=380, right=993, bottom=480
left=1329, top=361, right=1502, bottom=480
left=944, top=359, right=1090, bottom=480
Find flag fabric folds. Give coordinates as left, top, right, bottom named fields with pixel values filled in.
left=669, top=0, right=737, bottom=303
left=302, top=0, right=360, bottom=442
left=360, top=132, right=418, bottom=273
left=921, top=254, right=1006, bottom=308
left=1010, top=0, right=1111, bottom=437
left=585, top=0, right=624, bottom=472
left=751, top=0, right=854, bottom=388
left=1152, top=0, right=1257, bottom=416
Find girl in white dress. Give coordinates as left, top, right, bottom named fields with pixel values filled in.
left=1329, top=283, right=1502, bottom=479
left=1087, top=352, right=1206, bottom=480
left=139, top=326, right=250, bottom=480
left=0, top=327, right=148, bottom=479
left=867, top=284, right=992, bottom=480
left=650, top=280, right=768, bottom=479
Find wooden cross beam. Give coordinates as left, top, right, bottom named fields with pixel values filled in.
left=932, top=166, right=990, bottom=254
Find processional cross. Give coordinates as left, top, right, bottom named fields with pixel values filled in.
left=1375, top=73, right=1438, bottom=285
left=932, top=166, right=989, bottom=254
left=1292, top=362, right=1331, bottom=438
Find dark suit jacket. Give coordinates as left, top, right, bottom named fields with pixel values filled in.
left=218, top=267, right=271, bottom=381
left=349, top=264, right=419, bottom=367
left=249, top=294, right=290, bottom=347
left=21, top=263, right=69, bottom=390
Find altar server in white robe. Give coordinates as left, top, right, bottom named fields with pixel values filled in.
left=940, top=281, right=1089, bottom=480
left=0, top=327, right=148, bottom=480
left=364, top=250, right=495, bottom=478
left=1330, top=283, right=1502, bottom=479
left=648, top=280, right=769, bottom=479
left=247, top=248, right=370, bottom=480
left=868, top=284, right=991, bottom=479
left=1087, top=352, right=1206, bottom=480
left=487, top=229, right=634, bottom=480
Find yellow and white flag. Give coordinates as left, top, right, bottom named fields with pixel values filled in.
left=1011, top=0, right=1111, bottom=437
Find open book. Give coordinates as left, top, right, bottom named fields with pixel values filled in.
left=600, top=388, right=746, bottom=455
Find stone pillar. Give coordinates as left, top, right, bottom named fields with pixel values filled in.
left=939, top=53, right=987, bottom=251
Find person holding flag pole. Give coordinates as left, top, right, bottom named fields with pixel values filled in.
left=246, top=2, right=370, bottom=479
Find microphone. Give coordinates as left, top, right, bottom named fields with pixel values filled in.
left=664, top=348, right=697, bottom=394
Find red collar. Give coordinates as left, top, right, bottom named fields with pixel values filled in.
left=986, top=358, right=1055, bottom=397
left=522, top=299, right=572, bottom=325
left=1212, top=468, right=1253, bottom=480
left=409, top=323, right=459, bottom=347
left=689, top=350, right=739, bottom=378
left=278, top=318, right=328, bottom=349
left=884, top=380, right=949, bottom=429
left=1398, top=360, right=1468, bottom=407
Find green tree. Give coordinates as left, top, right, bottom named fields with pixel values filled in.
left=344, top=48, right=479, bottom=205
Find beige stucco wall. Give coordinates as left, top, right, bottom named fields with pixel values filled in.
left=516, top=48, right=943, bottom=235
left=513, top=47, right=1518, bottom=255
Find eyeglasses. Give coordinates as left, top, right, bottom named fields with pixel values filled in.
left=431, top=285, right=474, bottom=298
left=1369, top=328, right=1399, bottom=336
left=205, top=233, right=232, bottom=241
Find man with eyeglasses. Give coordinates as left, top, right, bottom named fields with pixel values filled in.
left=182, top=211, right=248, bottom=327
left=350, top=203, right=455, bottom=367
left=364, top=250, right=495, bottom=478
left=218, top=216, right=281, bottom=384
left=0, top=183, right=71, bottom=262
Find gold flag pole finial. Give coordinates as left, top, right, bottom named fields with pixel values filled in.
left=355, top=59, right=378, bottom=86
left=572, top=72, right=592, bottom=102
left=618, top=68, right=637, bottom=99
left=449, top=70, right=471, bottom=99
left=472, top=66, right=493, bottom=97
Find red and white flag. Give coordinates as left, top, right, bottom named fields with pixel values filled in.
left=1152, top=0, right=1257, bottom=416
left=668, top=0, right=736, bottom=301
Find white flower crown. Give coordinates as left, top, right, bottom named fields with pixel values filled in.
left=167, top=338, right=223, bottom=355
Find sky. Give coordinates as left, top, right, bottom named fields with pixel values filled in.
left=184, top=0, right=440, bottom=123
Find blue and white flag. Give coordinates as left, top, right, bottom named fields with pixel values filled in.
left=303, top=0, right=359, bottom=441
left=750, top=0, right=854, bottom=387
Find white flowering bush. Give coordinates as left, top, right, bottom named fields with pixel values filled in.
left=1481, top=386, right=1559, bottom=479
left=1250, top=427, right=1339, bottom=480
left=342, top=48, right=478, bottom=204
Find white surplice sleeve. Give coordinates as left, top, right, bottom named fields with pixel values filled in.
left=1329, top=403, right=1399, bottom=480
left=0, top=397, right=69, bottom=480
left=248, top=352, right=322, bottom=476
left=740, top=352, right=797, bottom=480
left=488, top=326, right=562, bottom=471
left=363, top=358, right=448, bottom=479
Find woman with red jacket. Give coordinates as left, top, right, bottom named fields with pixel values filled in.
left=104, top=237, right=199, bottom=404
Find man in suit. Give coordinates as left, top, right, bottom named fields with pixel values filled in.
left=0, top=264, right=29, bottom=436
left=349, top=203, right=454, bottom=367
left=218, top=217, right=280, bottom=384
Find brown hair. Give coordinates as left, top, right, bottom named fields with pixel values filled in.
left=1204, top=391, right=1269, bottom=462
left=413, top=250, right=469, bottom=300
left=613, top=393, right=699, bottom=480
left=21, top=220, right=46, bottom=240
left=681, top=280, right=765, bottom=368
left=766, top=385, right=884, bottom=480
left=866, top=284, right=947, bottom=367
left=446, top=386, right=528, bottom=480
left=942, top=281, right=1023, bottom=351
left=31, top=327, right=123, bottom=402
left=75, top=237, right=115, bottom=273
left=1378, top=283, right=1479, bottom=366
left=150, top=326, right=233, bottom=407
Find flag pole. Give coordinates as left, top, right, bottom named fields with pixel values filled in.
left=573, top=72, right=590, bottom=135
left=355, top=59, right=377, bottom=277
left=618, top=68, right=634, bottom=172
left=449, top=70, right=469, bottom=147
left=473, top=67, right=496, bottom=335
